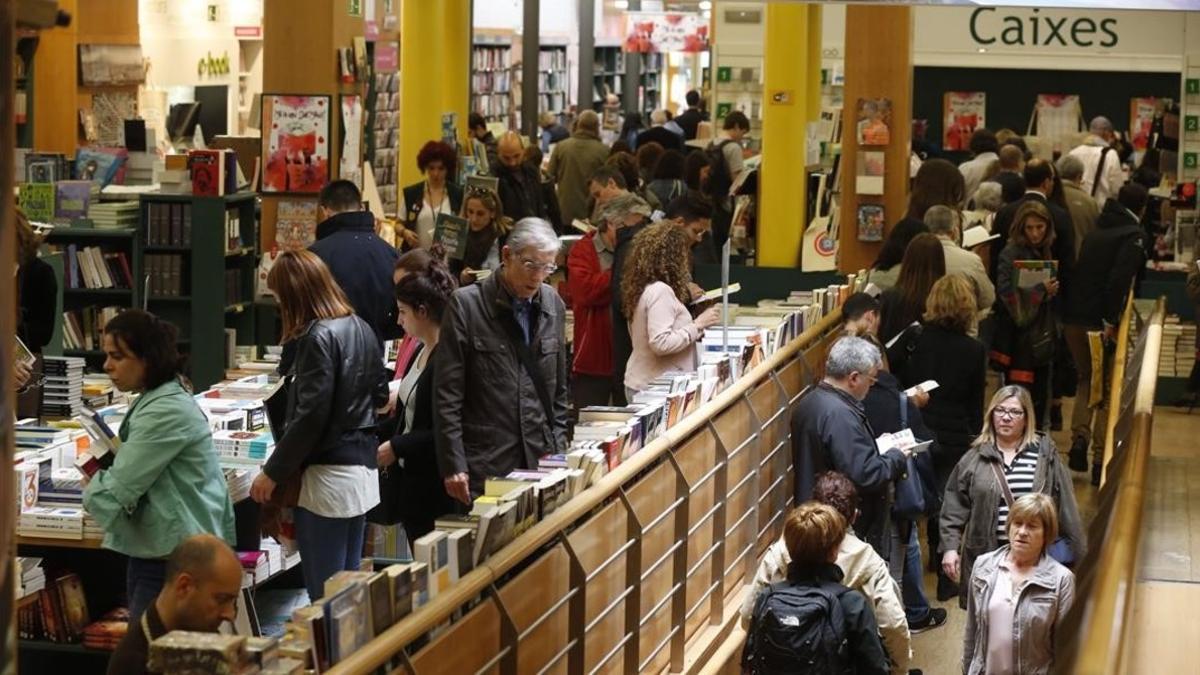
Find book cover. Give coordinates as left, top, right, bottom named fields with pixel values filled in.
left=324, top=582, right=370, bottom=665
left=433, top=213, right=469, bottom=261
left=366, top=571, right=392, bottom=637
left=18, top=183, right=55, bottom=222
left=55, top=573, right=89, bottom=640
left=189, top=150, right=225, bottom=196
left=54, top=181, right=93, bottom=221
left=383, top=563, right=412, bottom=622
left=854, top=151, right=885, bottom=196
left=25, top=153, right=65, bottom=183
left=856, top=204, right=885, bottom=243
left=408, top=562, right=429, bottom=609
left=1014, top=259, right=1058, bottom=289
left=275, top=199, right=320, bottom=251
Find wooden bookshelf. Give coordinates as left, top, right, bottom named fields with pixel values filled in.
left=16, top=535, right=104, bottom=550
left=472, top=35, right=516, bottom=129
left=592, top=45, right=625, bottom=111
left=638, top=52, right=664, bottom=117
left=537, top=44, right=569, bottom=117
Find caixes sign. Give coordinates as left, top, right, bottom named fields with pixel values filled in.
left=969, top=7, right=1118, bottom=48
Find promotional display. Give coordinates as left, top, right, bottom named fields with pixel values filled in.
left=943, top=91, right=986, bottom=151
left=261, top=95, right=331, bottom=194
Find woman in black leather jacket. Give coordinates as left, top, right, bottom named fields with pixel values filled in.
left=250, top=250, right=386, bottom=601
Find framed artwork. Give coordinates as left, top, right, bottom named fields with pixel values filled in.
left=855, top=98, right=892, bottom=147
left=261, top=94, right=331, bottom=194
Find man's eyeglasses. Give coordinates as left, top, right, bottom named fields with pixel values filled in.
left=521, top=259, right=557, bottom=275
left=994, top=407, right=1026, bottom=419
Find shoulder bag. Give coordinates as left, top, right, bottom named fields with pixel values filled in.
left=988, top=449, right=1074, bottom=566
left=891, top=390, right=928, bottom=520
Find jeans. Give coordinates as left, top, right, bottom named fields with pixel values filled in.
left=902, top=523, right=932, bottom=624
left=294, top=507, right=366, bottom=601
left=127, top=557, right=167, bottom=623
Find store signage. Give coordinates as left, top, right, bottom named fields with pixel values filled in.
left=1185, top=153, right=1199, bottom=170
left=623, top=12, right=710, bottom=53
left=968, top=8, right=1118, bottom=48
left=198, top=51, right=231, bottom=77
left=348, top=0, right=362, bottom=18
left=1185, top=116, right=1200, bottom=133
left=234, top=26, right=261, bottom=38
left=1187, top=79, right=1200, bottom=96
left=717, top=66, right=732, bottom=83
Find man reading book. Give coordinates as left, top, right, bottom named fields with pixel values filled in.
left=108, top=535, right=241, bottom=675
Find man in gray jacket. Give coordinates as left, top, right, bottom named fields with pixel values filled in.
left=791, top=337, right=909, bottom=560
left=434, top=219, right=570, bottom=503
left=548, top=110, right=609, bottom=225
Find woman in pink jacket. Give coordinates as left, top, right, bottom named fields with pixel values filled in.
left=619, top=221, right=721, bottom=398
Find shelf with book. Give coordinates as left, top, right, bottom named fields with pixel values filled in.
left=538, top=45, right=569, bottom=115
left=16, top=535, right=105, bottom=550
left=638, top=53, right=665, bottom=116
left=472, top=39, right=516, bottom=129
left=138, top=192, right=260, bottom=391
left=592, top=46, right=625, bottom=110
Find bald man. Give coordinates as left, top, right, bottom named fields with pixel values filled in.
left=108, top=534, right=243, bottom=675
left=1068, top=115, right=1126, bottom=206
left=493, top=132, right=556, bottom=228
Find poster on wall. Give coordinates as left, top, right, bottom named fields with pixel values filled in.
left=855, top=98, right=892, bottom=146
left=261, top=95, right=330, bottom=194
left=623, top=12, right=709, bottom=53
left=1129, top=97, right=1158, bottom=152
left=943, top=92, right=985, bottom=152
left=341, top=95, right=364, bottom=189
left=275, top=198, right=320, bottom=250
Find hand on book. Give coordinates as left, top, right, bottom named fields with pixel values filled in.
left=907, top=388, right=930, bottom=409
left=1044, top=278, right=1060, bottom=297
left=695, top=305, right=722, bottom=331
left=688, top=282, right=705, bottom=302
left=377, top=441, right=396, bottom=468
left=14, top=359, right=31, bottom=389
left=250, top=472, right=277, bottom=504
left=445, top=473, right=471, bottom=505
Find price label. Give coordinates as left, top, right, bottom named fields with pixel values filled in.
left=1186, top=115, right=1200, bottom=133
left=1184, top=152, right=1199, bottom=170
left=717, top=67, right=732, bottom=83
left=1188, top=78, right=1200, bottom=95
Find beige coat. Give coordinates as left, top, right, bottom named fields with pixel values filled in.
left=1062, top=181, right=1101, bottom=257
left=939, top=236, right=996, bottom=320
left=740, top=533, right=911, bottom=675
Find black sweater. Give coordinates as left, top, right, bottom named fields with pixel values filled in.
left=17, top=257, right=57, bottom=351
left=1063, top=198, right=1146, bottom=328
left=895, top=324, right=987, bottom=453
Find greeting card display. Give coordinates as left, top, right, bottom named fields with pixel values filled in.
left=856, top=98, right=892, bottom=147
left=262, top=95, right=331, bottom=194
left=943, top=92, right=986, bottom=152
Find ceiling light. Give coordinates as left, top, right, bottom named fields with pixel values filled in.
left=615, top=0, right=629, bottom=9
left=702, top=9, right=711, bottom=19
left=699, top=0, right=712, bottom=10
left=977, top=47, right=987, bottom=53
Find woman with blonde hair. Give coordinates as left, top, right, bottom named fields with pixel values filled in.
left=938, top=385, right=1084, bottom=607
left=621, top=221, right=721, bottom=397
left=963, top=493, right=1075, bottom=674
left=456, top=187, right=512, bottom=284
left=250, top=250, right=386, bottom=601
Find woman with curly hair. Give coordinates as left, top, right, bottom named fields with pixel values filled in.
left=455, top=188, right=512, bottom=285
left=400, top=140, right=464, bottom=250
left=621, top=221, right=721, bottom=397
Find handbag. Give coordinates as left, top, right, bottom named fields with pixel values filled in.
left=988, top=455, right=1074, bottom=566
left=1025, top=304, right=1058, bottom=367
left=891, top=391, right=928, bottom=520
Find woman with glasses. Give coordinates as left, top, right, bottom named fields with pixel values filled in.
left=938, top=385, right=1084, bottom=607
left=455, top=188, right=512, bottom=285
left=992, top=200, right=1060, bottom=428
left=620, top=221, right=721, bottom=399
left=400, top=140, right=464, bottom=250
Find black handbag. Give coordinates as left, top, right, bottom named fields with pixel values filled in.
left=1025, top=305, right=1058, bottom=367
left=891, top=390, right=928, bottom=520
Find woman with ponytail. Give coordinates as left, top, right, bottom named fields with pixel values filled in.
left=83, top=309, right=236, bottom=622
left=375, top=256, right=460, bottom=542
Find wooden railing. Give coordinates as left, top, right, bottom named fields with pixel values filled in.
left=328, top=310, right=846, bottom=675
left=1058, top=296, right=1165, bottom=675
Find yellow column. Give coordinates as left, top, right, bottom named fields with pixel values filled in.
left=399, top=0, right=444, bottom=187
left=441, top=0, right=471, bottom=148
left=757, top=3, right=821, bottom=268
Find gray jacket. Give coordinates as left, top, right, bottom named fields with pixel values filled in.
left=939, top=434, right=1085, bottom=607
left=963, top=546, right=1075, bottom=675
left=548, top=130, right=609, bottom=224
left=433, top=270, right=570, bottom=494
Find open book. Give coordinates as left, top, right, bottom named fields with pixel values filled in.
left=903, top=380, right=939, bottom=397
left=689, top=282, right=741, bottom=305
left=875, top=429, right=933, bottom=455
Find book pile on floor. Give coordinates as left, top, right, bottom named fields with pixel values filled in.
left=149, top=633, right=302, bottom=674
left=41, top=356, right=86, bottom=419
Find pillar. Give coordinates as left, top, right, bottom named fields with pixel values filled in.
left=399, top=0, right=444, bottom=187
left=578, top=0, right=596, bottom=112
left=757, top=3, right=821, bottom=268
left=836, top=4, right=914, bottom=274
left=521, top=0, right=540, bottom=139
left=441, top=0, right=471, bottom=147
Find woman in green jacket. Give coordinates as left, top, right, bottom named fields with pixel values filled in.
left=83, top=310, right=235, bottom=621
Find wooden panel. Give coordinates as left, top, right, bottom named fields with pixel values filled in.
left=76, top=0, right=139, bottom=43
left=836, top=4, right=914, bottom=273
left=496, top=545, right=570, bottom=675
left=409, top=597, right=502, bottom=674
left=31, top=0, right=78, bottom=155
left=711, top=400, right=754, bottom=454
left=639, top=584, right=674, bottom=673
left=566, top=501, right=630, bottom=674
left=677, top=433, right=718, bottom=642
left=748, top=380, right=781, bottom=424
left=777, top=354, right=808, bottom=399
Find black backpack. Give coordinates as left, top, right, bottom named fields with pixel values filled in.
left=706, top=139, right=736, bottom=201
left=742, top=580, right=852, bottom=675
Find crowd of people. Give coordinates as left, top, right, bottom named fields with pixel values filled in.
left=17, top=100, right=1154, bottom=674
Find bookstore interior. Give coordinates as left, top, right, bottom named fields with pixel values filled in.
left=4, top=0, right=1200, bottom=673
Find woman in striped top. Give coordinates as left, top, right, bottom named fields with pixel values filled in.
left=936, top=385, right=1085, bottom=607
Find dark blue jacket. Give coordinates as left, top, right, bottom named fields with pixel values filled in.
left=309, top=210, right=401, bottom=345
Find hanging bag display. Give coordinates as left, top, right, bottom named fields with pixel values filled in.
left=801, top=172, right=839, bottom=271
left=1025, top=95, right=1086, bottom=161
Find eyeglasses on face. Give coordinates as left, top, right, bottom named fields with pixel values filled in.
left=520, top=259, right=557, bottom=275
left=994, top=407, right=1026, bottom=419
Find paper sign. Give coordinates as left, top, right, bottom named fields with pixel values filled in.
left=769, top=89, right=793, bottom=106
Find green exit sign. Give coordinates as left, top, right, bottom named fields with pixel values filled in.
left=1185, top=152, right=1199, bottom=169
left=717, top=67, right=732, bottom=83
left=1186, top=115, right=1200, bottom=133
left=1188, top=78, right=1200, bottom=95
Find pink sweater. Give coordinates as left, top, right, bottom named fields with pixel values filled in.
left=624, top=281, right=702, bottom=392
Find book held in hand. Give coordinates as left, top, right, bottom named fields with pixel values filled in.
left=875, top=429, right=933, bottom=455
left=1014, top=259, right=1057, bottom=290
left=433, top=213, right=469, bottom=260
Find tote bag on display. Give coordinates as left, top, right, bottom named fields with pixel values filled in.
left=801, top=173, right=839, bottom=271
left=1026, top=95, right=1086, bottom=160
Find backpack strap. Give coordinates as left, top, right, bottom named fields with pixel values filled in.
left=1091, top=147, right=1112, bottom=198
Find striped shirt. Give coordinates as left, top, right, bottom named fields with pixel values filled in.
left=995, top=446, right=1039, bottom=540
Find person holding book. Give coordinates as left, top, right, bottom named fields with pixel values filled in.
left=878, top=233, right=946, bottom=345
left=375, top=257, right=460, bottom=543
left=83, top=310, right=235, bottom=622
left=992, top=200, right=1060, bottom=427
left=107, top=534, right=242, bottom=675
left=939, top=386, right=1084, bottom=608
left=250, top=250, right=385, bottom=601
left=454, top=188, right=511, bottom=285
left=400, top=140, right=464, bottom=250
left=620, top=221, right=721, bottom=397
left=14, top=209, right=56, bottom=418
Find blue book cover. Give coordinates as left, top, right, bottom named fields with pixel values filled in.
left=55, top=181, right=93, bottom=222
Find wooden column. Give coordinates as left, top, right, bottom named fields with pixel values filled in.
left=261, top=0, right=364, bottom=248
left=837, top=4, right=913, bottom=274
left=30, top=0, right=76, bottom=154
left=2, top=2, right=18, bottom=661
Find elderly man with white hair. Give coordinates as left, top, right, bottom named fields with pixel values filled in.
left=637, top=109, right=684, bottom=152
left=434, top=218, right=569, bottom=503
left=791, top=336, right=910, bottom=561
left=1067, top=115, right=1126, bottom=206
left=924, top=204, right=994, bottom=323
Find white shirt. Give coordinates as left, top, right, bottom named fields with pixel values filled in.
left=397, top=345, right=428, bottom=436
left=299, top=465, right=380, bottom=518
left=400, top=188, right=451, bottom=249
left=1068, top=137, right=1126, bottom=207
left=959, top=151, right=999, bottom=208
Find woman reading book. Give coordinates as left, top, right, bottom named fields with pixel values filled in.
left=82, top=310, right=235, bottom=622
left=454, top=187, right=511, bottom=285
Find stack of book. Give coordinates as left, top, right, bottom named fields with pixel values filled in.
left=17, top=571, right=89, bottom=643
left=1158, top=316, right=1197, bottom=378
left=81, top=376, right=116, bottom=408
left=238, top=550, right=272, bottom=588
left=148, top=633, right=280, bottom=673
left=86, top=199, right=139, bottom=229
left=13, top=423, right=78, bottom=472
left=41, top=357, right=86, bottom=419
left=37, top=469, right=85, bottom=506
left=211, top=430, right=275, bottom=464
left=82, top=607, right=130, bottom=651
left=224, top=466, right=258, bottom=503
left=16, top=557, right=46, bottom=599
left=18, top=506, right=84, bottom=539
